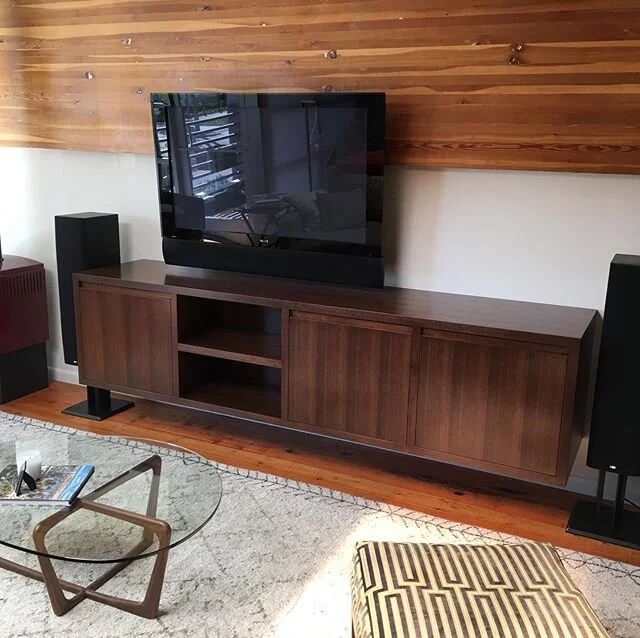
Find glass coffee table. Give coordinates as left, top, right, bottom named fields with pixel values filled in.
left=0, top=432, right=222, bottom=618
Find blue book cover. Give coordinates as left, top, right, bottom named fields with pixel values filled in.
left=0, top=464, right=95, bottom=505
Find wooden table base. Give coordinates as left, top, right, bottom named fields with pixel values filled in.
left=0, top=455, right=172, bottom=619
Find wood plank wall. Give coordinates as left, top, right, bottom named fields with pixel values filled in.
left=1, top=1, right=640, bottom=173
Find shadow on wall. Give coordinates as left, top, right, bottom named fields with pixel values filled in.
left=382, top=166, right=443, bottom=287
left=119, top=214, right=163, bottom=262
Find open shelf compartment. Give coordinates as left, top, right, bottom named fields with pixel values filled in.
left=178, top=352, right=281, bottom=419
left=177, top=296, right=282, bottom=368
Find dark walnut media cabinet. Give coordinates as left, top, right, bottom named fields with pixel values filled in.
left=73, top=260, right=599, bottom=486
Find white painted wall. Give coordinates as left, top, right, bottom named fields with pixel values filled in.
left=1, top=147, right=162, bottom=382
left=384, top=166, right=640, bottom=310
left=1, top=147, right=639, bottom=499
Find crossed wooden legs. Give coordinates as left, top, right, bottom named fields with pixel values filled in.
left=0, top=455, right=172, bottom=619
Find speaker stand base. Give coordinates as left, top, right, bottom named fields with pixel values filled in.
left=567, top=470, right=640, bottom=552
left=62, top=387, right=134, bottom=422
left=567, top=500, right=640, bottom=552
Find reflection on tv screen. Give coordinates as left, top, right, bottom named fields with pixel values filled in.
left=154, top=94, right=379, bottom=246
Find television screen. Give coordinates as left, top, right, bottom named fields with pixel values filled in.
left=152, top=93, right=384, bottom=255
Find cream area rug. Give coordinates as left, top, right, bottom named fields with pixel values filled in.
left=0, top=411, right=638, bottom=638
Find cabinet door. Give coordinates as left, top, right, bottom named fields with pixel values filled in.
left=288, top=312, right=413, bottom=444
left=415, top=330, right=567, bottom=476
left=76, top=283, right=175, bottom=396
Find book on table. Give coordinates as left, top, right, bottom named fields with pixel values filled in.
left=0, top=464, right=94, bottom=505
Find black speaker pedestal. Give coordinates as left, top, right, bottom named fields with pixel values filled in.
left=62, top=386, right=134, bottom=421
left=567, top=470, right=640, bottom=551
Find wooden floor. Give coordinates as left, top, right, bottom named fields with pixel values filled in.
left=4, top=381, right=640, bottom=567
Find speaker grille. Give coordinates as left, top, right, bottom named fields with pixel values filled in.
left=0, top=264, right=49, bottom=356
left=0, top=269, right=45, bottom=302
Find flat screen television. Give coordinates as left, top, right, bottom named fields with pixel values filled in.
left=151, top=92, right=385, bottom=287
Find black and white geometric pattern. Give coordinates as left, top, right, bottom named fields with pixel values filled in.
left=352, top=541, right=610, bottom=638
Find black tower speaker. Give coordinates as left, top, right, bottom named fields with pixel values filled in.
left=567, top=254, right=640, bottom=550
left=55, top=212, right=133, bottom=420
left=55, top=212, right=121, bottom=365
left=587, top=254, right=640, bottom=475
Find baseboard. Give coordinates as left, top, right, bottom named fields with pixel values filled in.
left=48, top=365, right=79, bottom=385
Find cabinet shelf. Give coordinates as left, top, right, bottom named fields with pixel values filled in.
left=181, top=379, right=281, bottom=418
left=178, top=329, right=281, bottom=368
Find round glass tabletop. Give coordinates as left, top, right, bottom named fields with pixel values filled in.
left=0, top=431, right=222, bottom=563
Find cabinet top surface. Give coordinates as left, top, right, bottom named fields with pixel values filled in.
left=78, top=260, right=596, bottom=343
left=0, top=256, right=44, bottom=275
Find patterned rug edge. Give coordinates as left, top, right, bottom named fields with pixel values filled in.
left=2, top=409, right=639, bottom=585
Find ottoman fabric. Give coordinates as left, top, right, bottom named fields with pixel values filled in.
left=351, top=541, right=610, bottom=638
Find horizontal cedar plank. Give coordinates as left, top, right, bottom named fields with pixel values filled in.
left=389, top=85, right=640, bottom=95
left=11, top=127, right=638, bottom=149
left=387, top=141, right=640, bottom=174
left=8, top=101, right=640, bottom=142
left=10, top=0, right=640, bottom=21
left=392, top=93, right=640, bottom=106
left=387, top=130, right=640, bottom=146
left=11, top=42, right=640, bottom=73
left=7, top=118, right=639, bottom=151
left=3, top=95, right=640, bottom=153
left=5, top=86, right=640, bottom=110
left=6, top=138, right=633, bottom=164
left=4, top=87, right=640, bottom=112
left=5, top=135, right=639, bottom=175
left=9, top=65, right=640, bottom=88
left=11, top=0, right=640, bottom=11
left=6, top=84, right=639, bottom=102
left=4, top=18, right=640, bottom=53
left=389, top=140, right=640, bottom=159
left=10, top=107, right=638, bottom=142
left=389, top=111, right=640, bottom=130
left=5, top=5, right=640, bottom=35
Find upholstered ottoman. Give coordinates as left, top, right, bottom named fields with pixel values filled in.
left=352, top=541, right=609, bottom=638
